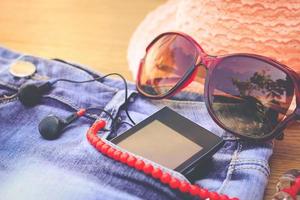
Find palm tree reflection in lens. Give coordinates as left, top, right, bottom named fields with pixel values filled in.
left=211, top=69, right=294, bottom=138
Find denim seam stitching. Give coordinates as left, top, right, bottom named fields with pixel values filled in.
left=45, top=94, right=81, bottom=110
left=217, top=142, right=242, bottom=193
left=236, top=159, right=270, bottom=168
left=235, top=159, right=270, bottom=175
left=234, top=163, right=270, bottom=176
left=236, top=159, right=268, bottom=163
left=43, top=95, right=100, bottom=119
left=0, top=96, right=18, bottom=105
left=236, top=159, right=269, bottom=166
left=234, top=166, right=270, bottom=177
left=0, top=94, right=97, bottom=119
left=222, top=136, right=240, bottom=141
left=0, top=81, right=19, bottom=90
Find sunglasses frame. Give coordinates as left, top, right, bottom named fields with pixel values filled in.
left=136, top=32, right=300, bottom=142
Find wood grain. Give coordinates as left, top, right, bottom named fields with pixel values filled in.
left=0, top=0, right=164, bottom=80
left=0, top=1, right=299, bottom=199
left=264, top=123, right=300, bottom=199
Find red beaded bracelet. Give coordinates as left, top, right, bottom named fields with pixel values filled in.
left=282, top=176, right=300, bottom=199
left=86, top=120, right=239, bottom=200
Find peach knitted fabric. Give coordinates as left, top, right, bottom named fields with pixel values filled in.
left=127, top=0, right=300, bottom=80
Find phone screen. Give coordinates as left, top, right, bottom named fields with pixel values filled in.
left=117, top=120, right=203, bottom=169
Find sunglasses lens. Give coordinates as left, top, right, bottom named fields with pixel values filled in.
left=209, top=56, right=295, bottom=138
left=138, top=34, right=198, bottom=97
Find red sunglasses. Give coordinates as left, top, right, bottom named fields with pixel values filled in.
left=136, top=32, right=300, bottom=142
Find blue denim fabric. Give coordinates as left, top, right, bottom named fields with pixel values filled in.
left=0, top=47, right=272, bottom=200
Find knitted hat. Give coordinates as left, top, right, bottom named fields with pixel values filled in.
left=127, top=0, right=300, bottom=80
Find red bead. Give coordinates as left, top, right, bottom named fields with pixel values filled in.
left=169, top=177, right=180, bottom=189
left=100, top=144, right=110, bottom=155
left=199, top=188, right=209, bottom=199
left=87, top=133, right=93, bottom=141
left=127, top=155, right=137, bottom=167
left=89, top=125, right=97, bottom=133
left=209, top=192, right=220, bottom=200
left=179, top=181, right=190, bottom=193
left=189, top=185, right=199, bottom=196
left=91, top=136, right=100, bottom=146
left=219, top=194, right=229, bottom=200
left=113, top=150, right=122, bottom=161
left=160, top=173, right=171, bottom=184
left=90, top=134, right=97, bottom=143
left=87, top=130, right=93, bottom=136
left=107, top=147, right=116, bottom=158
left=134, top=159, right=145, bottom=171
left=96, top=140, right=104, bottom=149
left=120, top=153, right=129, bottom=163
left=151, top=168, right=162, bottom=179
left=143, top=163, right=154, bottom=175
left=94, top=120, right=106, bottom=131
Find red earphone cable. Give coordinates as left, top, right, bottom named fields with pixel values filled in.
left=86, top=120, right=239, bottom=200
left=76, top=108, right=87, bottom=117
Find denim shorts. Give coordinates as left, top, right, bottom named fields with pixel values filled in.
left=0, top=47, right=272, bottom=200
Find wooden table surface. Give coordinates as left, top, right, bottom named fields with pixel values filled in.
left=0, top=1, right=299, bottom=199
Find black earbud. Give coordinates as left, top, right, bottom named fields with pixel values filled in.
left=18, top=82, right=52, bottom=107
left=38, top=112, right=81, bottom=140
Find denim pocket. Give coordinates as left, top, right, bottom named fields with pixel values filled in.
left=109, top=93, right=273, bottom=199
left=95, top=90, right=191, bottom=178
left=100, top=92, right=228, bottom=184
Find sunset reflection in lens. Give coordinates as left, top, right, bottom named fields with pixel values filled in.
left=138, top=34, right=198, bottom=97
